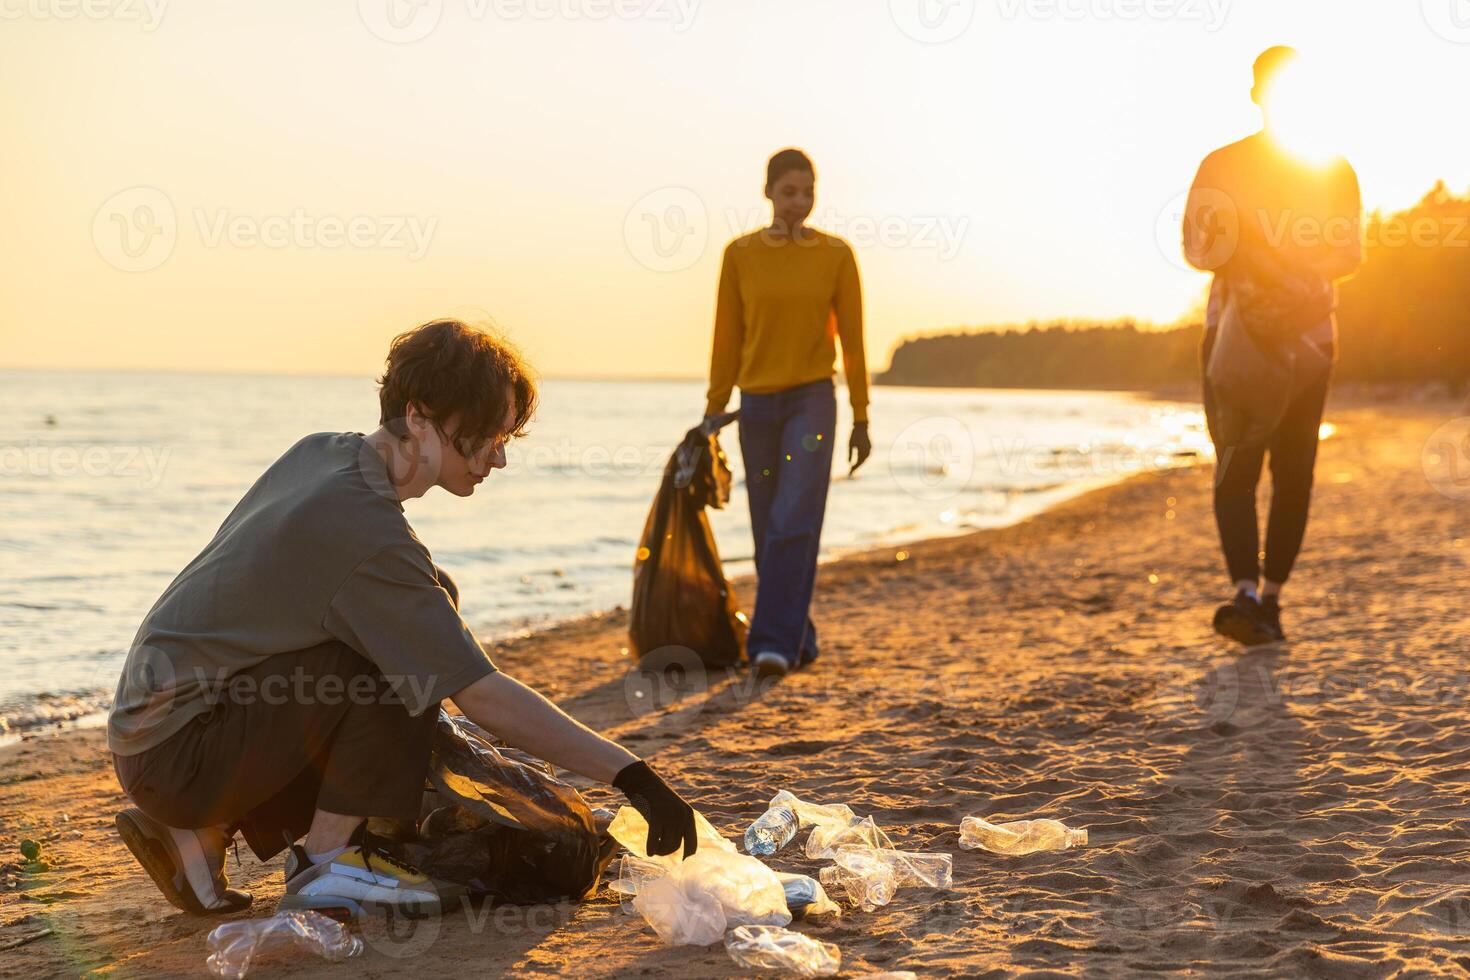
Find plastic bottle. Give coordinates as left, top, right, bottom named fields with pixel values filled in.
left=744, top=804, right=800, bottom=856
left=958, top=815, right=1088, bottom=855
left=204, top=911, right=362, bottom=979
left=725, top=925, right=841, bottom=977
left=818, top=849, right=897, bottom=911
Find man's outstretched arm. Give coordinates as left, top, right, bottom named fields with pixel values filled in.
left=449, top=671, right=698, bottom=857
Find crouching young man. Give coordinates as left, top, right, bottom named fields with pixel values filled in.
left=108, top=319, right=697, bottom=917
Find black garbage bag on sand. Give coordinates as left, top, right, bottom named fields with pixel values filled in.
left=628, top=412, right=747, bottom=669
left=390, top=711, right=615, bottom=904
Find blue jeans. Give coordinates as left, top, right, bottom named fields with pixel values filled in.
left=738, top=378, right=837, bottom=667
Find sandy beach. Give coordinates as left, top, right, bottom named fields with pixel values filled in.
left=3, top=400, right=1468, bottom=979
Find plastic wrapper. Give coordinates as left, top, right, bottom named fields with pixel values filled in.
left=204, top=911, right=362, bottom=978
left=393, top=711, right=614, bottom=903
left=776, top=872, right=842, bottom=919
left=629, top=414, right=747, bottom=667
left=725, top=924, right=841, bottom=977
left=632, top=850, right=792, bottom=946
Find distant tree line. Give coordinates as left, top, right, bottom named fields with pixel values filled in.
left=877, top=183, right=1470, bottom=391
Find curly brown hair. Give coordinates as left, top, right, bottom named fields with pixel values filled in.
left=377, top=319, right=537, bottom=453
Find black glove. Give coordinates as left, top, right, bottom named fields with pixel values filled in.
left=613, top=760, right=698, bottom=859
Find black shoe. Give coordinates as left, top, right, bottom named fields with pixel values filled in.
left=751, top=651, right=792, bottom=680
left=116, top=808, right=252, bottom=915
left=1212, top=592, right=1276, bottom=647
left=1258, top=595, right=1286, bottom=641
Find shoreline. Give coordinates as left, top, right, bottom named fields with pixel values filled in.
left=0, top=453, right=1203, bottom=745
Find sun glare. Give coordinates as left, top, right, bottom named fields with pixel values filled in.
left=1262, top=58, right=1341, bottom=167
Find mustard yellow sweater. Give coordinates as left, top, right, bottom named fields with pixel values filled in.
left=704, top=229, right=869, bottom=422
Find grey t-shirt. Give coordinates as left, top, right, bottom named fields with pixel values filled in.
left=108, top=432, right=498, bottom=756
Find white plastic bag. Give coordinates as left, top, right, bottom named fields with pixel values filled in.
left=632, top=849, right=792, bottom=946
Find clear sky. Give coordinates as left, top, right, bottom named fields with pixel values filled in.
left=2, top=0, right=1467, bottom=379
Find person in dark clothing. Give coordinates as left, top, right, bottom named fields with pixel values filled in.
left=109, top=319, right=699, bottom=917
left=1182, top=47, right=1363, bottom=644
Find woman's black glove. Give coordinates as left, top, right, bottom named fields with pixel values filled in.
left=613, top=760, right=698, bottom=859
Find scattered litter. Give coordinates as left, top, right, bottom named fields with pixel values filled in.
left=744, top=802, right=799, bottom=856
left=870, top=848, right=954, bottom=890
left=819, top=848, right=897, bottom=911
left=775, top=872, right=842, bottom=918
left=725, top=924, right=841, bottom=977
left=632, top=850, right=791, bottom=945
left=805, top=815, right=893, bottom=859
left=608, top=853, right=668, bottom=912
left=204, top=911, right=362, bottom=978
left=745, top=791, right=855, bottom=856
left=959, top=815, right=1088, bottom=855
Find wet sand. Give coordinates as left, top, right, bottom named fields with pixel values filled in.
left=3, top=401, right=1469, bottom=978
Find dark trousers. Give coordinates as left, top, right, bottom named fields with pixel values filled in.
left=1201, top=329, right=1333, bottom=586
left=738, top=378, right=838, bottom=665
left=113, top=640, right=439, bottom=861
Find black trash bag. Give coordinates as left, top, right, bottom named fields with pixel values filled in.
left=1208, top=265, right=1333, bottom=447
left=628, top=413, right=747, bottom=668
left=392, top=710, right=615, bottom=904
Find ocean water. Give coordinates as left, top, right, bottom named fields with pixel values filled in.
left=0, top=370, right=1210, bottom=731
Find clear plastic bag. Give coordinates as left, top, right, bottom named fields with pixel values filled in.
left=632, top=849, right=791, bottom=946
left=725, top=924, right=841, bottom=977
left=204, top=911, right=362, bottom=979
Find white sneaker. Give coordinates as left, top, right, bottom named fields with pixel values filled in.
left=281, top=840, right=459, bottom=918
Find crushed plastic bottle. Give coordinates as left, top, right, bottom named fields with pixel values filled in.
left=725, top=924, right=841, bottom=977
left=818, top=848, right=897, bottom=911
left=632, top=849, right=791, bottom=946
left=870, top=848, right=954, bottom=890
left=805, top=815, right=893, bottom=859
left=204, top=911, right=362, bottom=979
left=776, top=872, right=841, bottom=918
left=744, top=804, right=799, bottom=856
left=959, top=815, right=1088, bottom=855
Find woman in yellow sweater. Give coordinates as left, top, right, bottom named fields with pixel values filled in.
left=703, top=148, right=872, bottom=680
